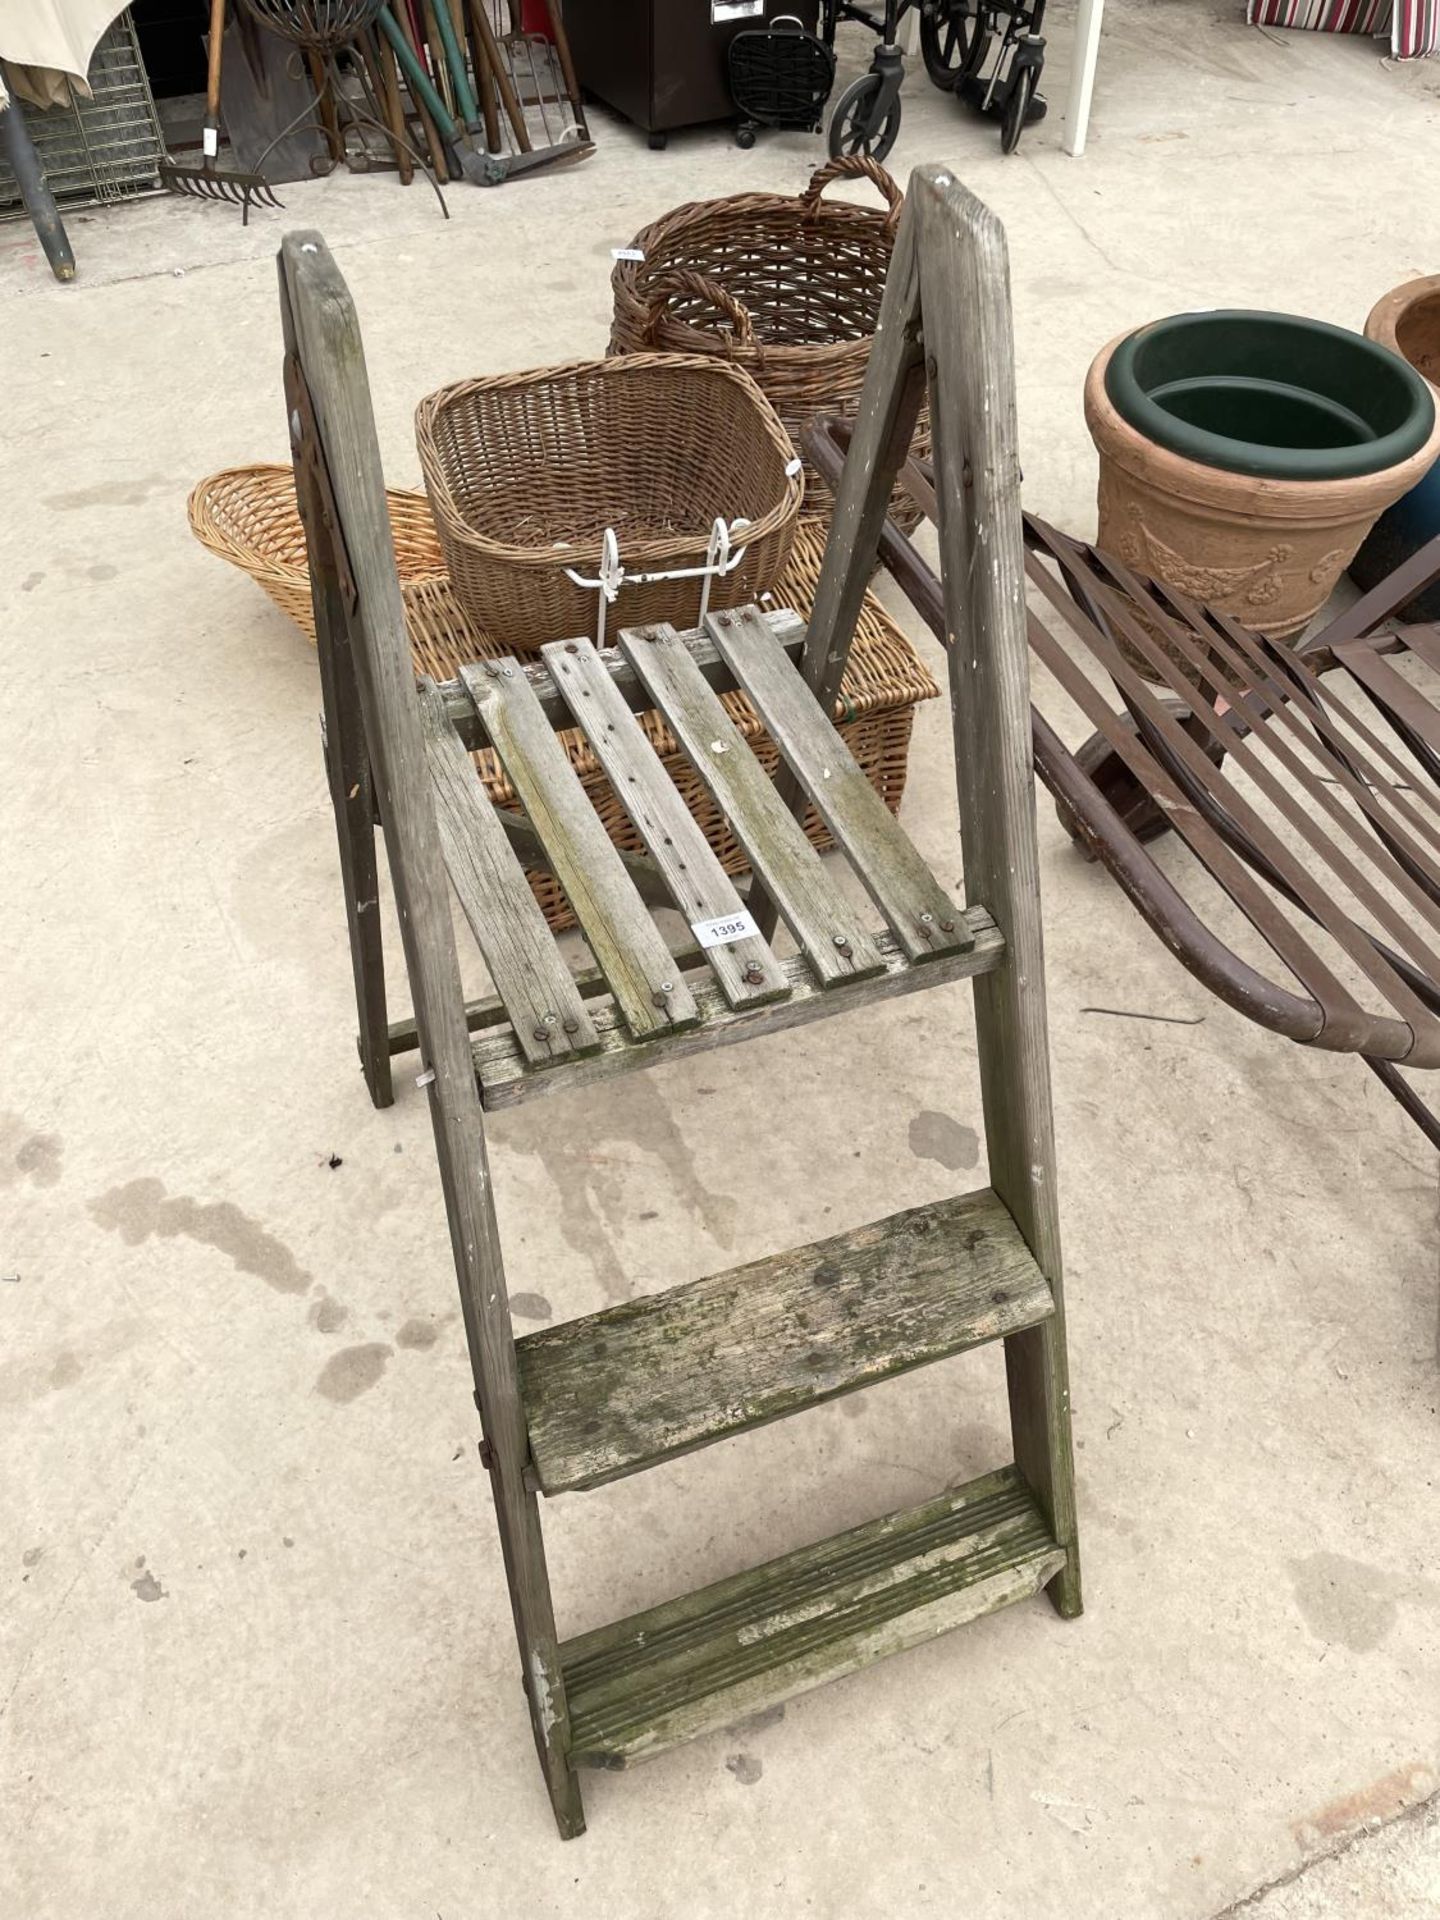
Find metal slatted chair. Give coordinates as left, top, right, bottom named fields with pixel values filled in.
left=808, top=420, right=1440, bottom=1146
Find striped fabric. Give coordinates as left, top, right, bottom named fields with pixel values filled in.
left=1394, top=0, right=1439, bottom=51
left=1248, top=0, right=1439, bottom=54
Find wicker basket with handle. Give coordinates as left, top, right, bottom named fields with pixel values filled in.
left=414, top=351, right=802, bottom=652
left=186, top=464, right=937, bottom=933
left=608, top=155, right=929, bottom=530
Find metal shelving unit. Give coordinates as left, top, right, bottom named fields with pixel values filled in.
left=0, top=11, right=165, bottom=218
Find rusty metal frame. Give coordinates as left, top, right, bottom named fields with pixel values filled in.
left=806, top=416, right=1440, bottom=1146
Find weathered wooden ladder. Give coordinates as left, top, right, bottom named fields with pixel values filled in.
left=281, top=164, right=1080, bottom=1838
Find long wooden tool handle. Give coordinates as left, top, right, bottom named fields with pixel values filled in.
left=464, top=0, right=530, bottom=152
left=355, top=28, right=399, bottom=170
left=541, top=0, right=587, bottom=134
left=307, top=50, right=344, bottom=162
left=204, top=0, right=226, bottom=143
left=462, top=0, right=502, bottom=151
left=380, top=3, right=449, bottom=178
left=378, top=5, right=458, bottom=137
left=372, top=27, right=414, bottom=182
left=429, top=0, right=480, bottom=128
left=419, top=0, right=456, bottom=118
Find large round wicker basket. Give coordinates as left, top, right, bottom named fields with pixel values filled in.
left=414, top=351, right=802, bottom=652
left=609, top=155, right=929, bottom=529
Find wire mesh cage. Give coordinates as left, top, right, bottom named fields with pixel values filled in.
left=0, top=10, right=165, bottom=217
left=234, top=0, right=389, bottom=52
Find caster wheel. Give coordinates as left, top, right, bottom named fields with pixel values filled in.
left=826, top=71, right=901, bottom=162
left=1000, top=62, right=1047, bottom=151
left=1000, top=64, right=1031, bottom=151
left=647, top=131, right=668, bottom=150
left=735, top=123, right=757, bottom=148
left=920, top=0, right=985, bottom=89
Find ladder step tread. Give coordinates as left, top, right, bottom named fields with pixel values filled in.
left=474, top=912, right=1001, bottom=1111
left=560, top=1464, right=1065, bottom=1768
left=518, top=1188, right=1052, bottom=1495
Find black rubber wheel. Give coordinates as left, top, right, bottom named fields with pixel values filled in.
left=735, top=123, right=757, bottom=148
left=1001, top=61, right=1034, bottom=152
left=647, top=131, right=668, bottom=150
left=920, top=0, right=985, bottom=89
left=826, top=72, right=901, bottom=162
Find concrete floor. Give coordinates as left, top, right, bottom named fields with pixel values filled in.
left=4, top=3, right=1440, bottom=1913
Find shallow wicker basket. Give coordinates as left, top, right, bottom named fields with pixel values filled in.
left=414, top=351, right=802, bottom=652
left=186, top=464, right=446, bottom=631
left=186, top=464, right=938, bottom=932
left=609, top=155, right=930, bottom=531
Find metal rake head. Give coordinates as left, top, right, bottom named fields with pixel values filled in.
left=159, top=159, right=284, bottom=210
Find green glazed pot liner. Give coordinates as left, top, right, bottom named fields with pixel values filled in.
left=1104, top=310, right=1436, bottom=483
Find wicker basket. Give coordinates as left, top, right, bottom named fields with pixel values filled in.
left=186, top=464, right=938, bottom=932
left=414, top=352, right=802, bottom=652
left=609, top=155, right=930, bottom=531
left=187, top=464, right=446, bottom=633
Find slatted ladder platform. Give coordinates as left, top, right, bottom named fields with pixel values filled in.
left=413, top=606, right=997, bottom=1111
left=282, top=162, right=1081, bottom=1840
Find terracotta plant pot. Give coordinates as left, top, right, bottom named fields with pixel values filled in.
left=1085, top=315, right=1440, bottom=658
left=1350, top=275, right=1440, bottom=622
left=1368, top=273, right=1440, bottom=384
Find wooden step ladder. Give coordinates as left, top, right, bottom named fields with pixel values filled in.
left=280, top=163, right=1081, bottom=1839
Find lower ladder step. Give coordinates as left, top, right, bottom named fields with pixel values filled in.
left=518, top=1187, right=1053, bottom=1494
left=560, top=1464, right=1065, bottom=1769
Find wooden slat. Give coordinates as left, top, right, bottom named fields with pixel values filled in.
left=279, top=235, right=584, bottom=1836
left=416, top=681, right=598, bottom=1068
left=616, top=623, right=886, bottom=986
left=472, top=909, right=1005, bottom=1110
left=540, top=636, right=789, bottom=1011
left=748, top=190, right=929, bottom=946
left=704, top=604, right=970, bottom=962
left=302, top=390, right=393, bottom=1109
left=435, top=606, right=810, bottom=749
left=799, top=200, right=928, bottom=725
left=912, top=166, right=1081, bottom=1619
left=560, top=1465, right=1063, bottom=1767
left=493, top=804, right=676, bottom=910
left=518, top=1187, right=1051, bottom=1494
left=388, top=937, right=712, bottom=1055
left=459, top=659, right=698, bottom=1041
left=1395, top=621, right=1440, bottom=678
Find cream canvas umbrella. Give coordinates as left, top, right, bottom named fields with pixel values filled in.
left=0, top=0, right=129, bottom=106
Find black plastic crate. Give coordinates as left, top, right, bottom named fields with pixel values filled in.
left=728, top=14, right=835, bottom=140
